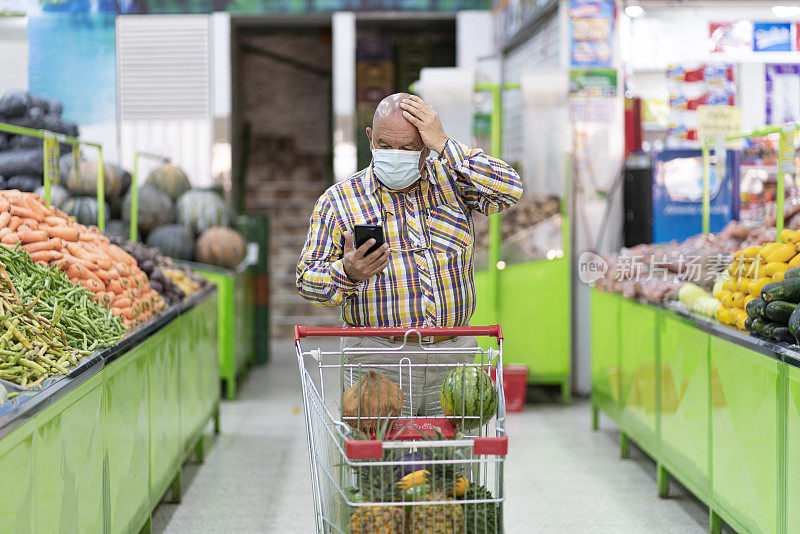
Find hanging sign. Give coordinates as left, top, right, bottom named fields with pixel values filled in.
left=697, top=105, right=741, bottom=144
left=568, top=0, right=615, bottom=68
left=43, top=134, right=60, bottom=185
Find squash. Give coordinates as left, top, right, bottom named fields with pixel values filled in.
left=146, top=224, right=194, bottom=260
left=342, top=370, right=402, bottom=431
left=66, top=160, right=124, bottom=199
left=194, top=226, right=247, bottom=268
left=122, top=185, right=175, bottom=232
left=176, top=190, right=230, bottom=235
left=146, top=163, right=191, bottom=201
left=104, top=219, right=138, bottom=242
left=62, top=196, right=110, bottom=227
left=34, top=183, right=70, bottom=208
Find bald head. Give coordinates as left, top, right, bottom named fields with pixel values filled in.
left=367, top=93, right=426, bottom=154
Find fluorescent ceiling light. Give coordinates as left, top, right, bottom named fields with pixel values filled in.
left=625, top=5, right=644, bottom=17
left=773, top=5, right=800, bottom=17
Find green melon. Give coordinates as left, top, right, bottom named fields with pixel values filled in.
left=146, top=224, right=195, bottom=260
left=34, top=184, right=70, bottom=208
left=146, top=163, right=191, bottom=201
left=62, top=196, right=110, bottom=227
left=440, top=366, right=497, bottom=431
left=66, top=160, right=124, bottom=199
left=122, top=185, right=175, bottom=232
left=176, top=189, right=230, bottom=235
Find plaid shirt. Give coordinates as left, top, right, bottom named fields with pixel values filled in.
left=296, top=138, right=523, bottom=327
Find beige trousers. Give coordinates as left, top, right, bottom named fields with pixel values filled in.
left=340, top=335, right=479, bottom=417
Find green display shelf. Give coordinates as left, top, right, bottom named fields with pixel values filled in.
left=0, top=287, right=219, bottom=534
left=591, top=289, right=798, bottom=534
left=474, top=257, right=571, bottom=401
left=192, top=264, right=254, bottom=399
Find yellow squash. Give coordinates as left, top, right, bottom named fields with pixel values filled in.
left=765, top=244, right=796, bottom=263
left=766, top=262, right=790, bottom=276
left=774, top=271, right=786, bottom=282
left=731, top=292, right=748, bottom=308
left=749, top=277, right=772, bottom=297
left=790, top=253, right=800, bottom=268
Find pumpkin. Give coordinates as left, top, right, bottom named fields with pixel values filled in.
left=104, top=219, right=138, bottom=242
left=34, top=183, right=70, bottom=208
left=176, top=190, right=230, bottom=235
left=111, top=163, right=132, bottom=198
left=342, top=371, right=403, bottom=431
left=146, top=224, right=195, bottom=260
left=61, top=196, right=110, bottom=227
left=5, top=175, right=42, bottom=193
left=195, top=226, right=247, bottom=268
left=66, top=160, right=124, bottom=200
left=146, top=163, right=191, bottom=201
left=122, top=185, right=175, bottom=232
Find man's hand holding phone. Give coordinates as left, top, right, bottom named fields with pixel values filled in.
left=342, top=231, right=391, bottom=282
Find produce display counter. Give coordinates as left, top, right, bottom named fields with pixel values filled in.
left=473, top=256, right=571, bottom=401
left=591, top=288, right=799, bottom=534
left=0, top=286, right=219, bottom=534
left=192, top=263, right=254, bottom=399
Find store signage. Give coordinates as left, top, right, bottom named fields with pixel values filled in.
left=708, top=21, right=753, bottom=53
left=697, top=105, right=741, bottom=143
left=43, top=134, right=60, bottom=186
left=568, top=0, right=615, bottom=68
left=753, top=22, right=792, bottom=52
left=568, top=69, right=617, bottom=97
left=766, top=64, right=800, bottom=124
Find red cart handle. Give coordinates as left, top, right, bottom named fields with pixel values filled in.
left=295, top=325, right=503, bottom=343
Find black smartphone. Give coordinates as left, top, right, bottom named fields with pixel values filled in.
left=354, top=224, right=385, bottom=255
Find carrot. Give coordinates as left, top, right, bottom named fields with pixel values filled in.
left=112, top=297, right=132, bottom=308
left=45, top=226, right=79, bottom=242
left=7, top=217, right=21, bottom=232
left=10, top=206, right=37, bottom=220
left=79, top=278, right=104, bottom=293
left=18, top=230, right=48, bottom=244
left=0, top=228, right=10, bottom=240
left=0, top=200, right=9, bottom=213
left=0, top=212, right=10, bottom=229
left=1, top=233, right=19, bottom=245
left=106, top=279, right=123, bottom=294
left=44, top=216, right=65, bottom=226
left=24, top=195, right=47, bottom=220
left=29, top=250, right=61, bottom=264
left=20, top=218, right=38, bottom=230
left=22, top=239, right=60, bottom=254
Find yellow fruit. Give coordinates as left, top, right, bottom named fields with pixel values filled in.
left=722, top=279, right=735, bottom=293
left=735, top=313, right=747, bottom=330
left=730, top=308, right=748, bottom=323
left=743, top=246, right=762, bottom=259
left=744, top=262, right=766, bottom=279
left=744, top=294, right=757, bottom=308
left=717, top=290, right=732, bottom=303
left=721, top=293, right=734, bottom=308
left=731, top=292, right=747, bottom=308
left=774, top=271, right=786, bottom=282
left=790, top=253, right=800, bottom=269
left=738, top=278, right=750, bottom=293
left=781, top=229, right=795, bottom=243
left=749, top=277, right=772, bottom=297
left=727, top=262, right=739, bottom=276
left=397, top=470, right=430, bottom=492
left=766, top=262, right=790, bottom=276
left=717, top=307, right=731, bottom=324
left=765, top=244, right=796, bottom=263
left=760, top=242, right=781, bottom=256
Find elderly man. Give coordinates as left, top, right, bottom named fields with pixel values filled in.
left=297, top=93, right=523, bottom=416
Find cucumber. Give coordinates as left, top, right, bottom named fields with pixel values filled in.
left=751, top=318, right=768, bottom=336
left=763, top=322, right=780, bottom=338
left=745, top=316, right=755, bottom=332
left=761, top=278, right=800, bottom=303
left=773, top=326, right=795, bottom=343
left=786, top=266, right=800, bottom=279
left=789, top=304, right=800, bottom=338
left=746, top=297, right=765, bottom=319
left=765, top=300, right=795, bottom=324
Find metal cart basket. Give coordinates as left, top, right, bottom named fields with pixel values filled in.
left=295, top=325, right=508, bottom=533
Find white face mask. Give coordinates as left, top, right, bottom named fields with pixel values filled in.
left=371, top=147, right=422, bottom=190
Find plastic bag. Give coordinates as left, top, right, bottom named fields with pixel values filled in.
left=0, top=149, right=44, bottom=177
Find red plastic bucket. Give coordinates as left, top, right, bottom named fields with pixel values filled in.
left=490, top=365, right=529, bottom=412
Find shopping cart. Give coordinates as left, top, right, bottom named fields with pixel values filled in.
left=295, top=325, right=508, bottom=534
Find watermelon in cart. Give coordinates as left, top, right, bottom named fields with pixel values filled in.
left=440, top=366, right=498, bottom=431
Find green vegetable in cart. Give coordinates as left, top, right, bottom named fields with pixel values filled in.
left=440, top=367, right=497, bottom=431
left=761, top=278, right=800, bottom=303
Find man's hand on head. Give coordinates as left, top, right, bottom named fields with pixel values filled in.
left=400, top=95, right=449, bottom=154
left=342, top=231, right=391, bottom=282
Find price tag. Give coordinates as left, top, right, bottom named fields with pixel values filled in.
left=698, top=105, right=742, bottom=145
left=43, top=134, right=60, bottom=185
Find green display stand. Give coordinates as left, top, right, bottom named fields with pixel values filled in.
left=590, top=289, right=795, bottom=534
left=0, top=288, right=219, bottom=533
left=473, top=257, right=571, bottom=401
left=192, top=264, right=254, bottom=399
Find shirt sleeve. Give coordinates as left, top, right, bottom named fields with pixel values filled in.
left=296, top=194, right=361, bottom=307
left=439, top=138, right=524, bottom=215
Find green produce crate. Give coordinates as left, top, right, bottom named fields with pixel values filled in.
left=236, top=215, right=270, bottom=364
left=192, top=263, right=254, bottom=399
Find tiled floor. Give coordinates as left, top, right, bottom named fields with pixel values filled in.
left=152, top=341, right=717, bottom=533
